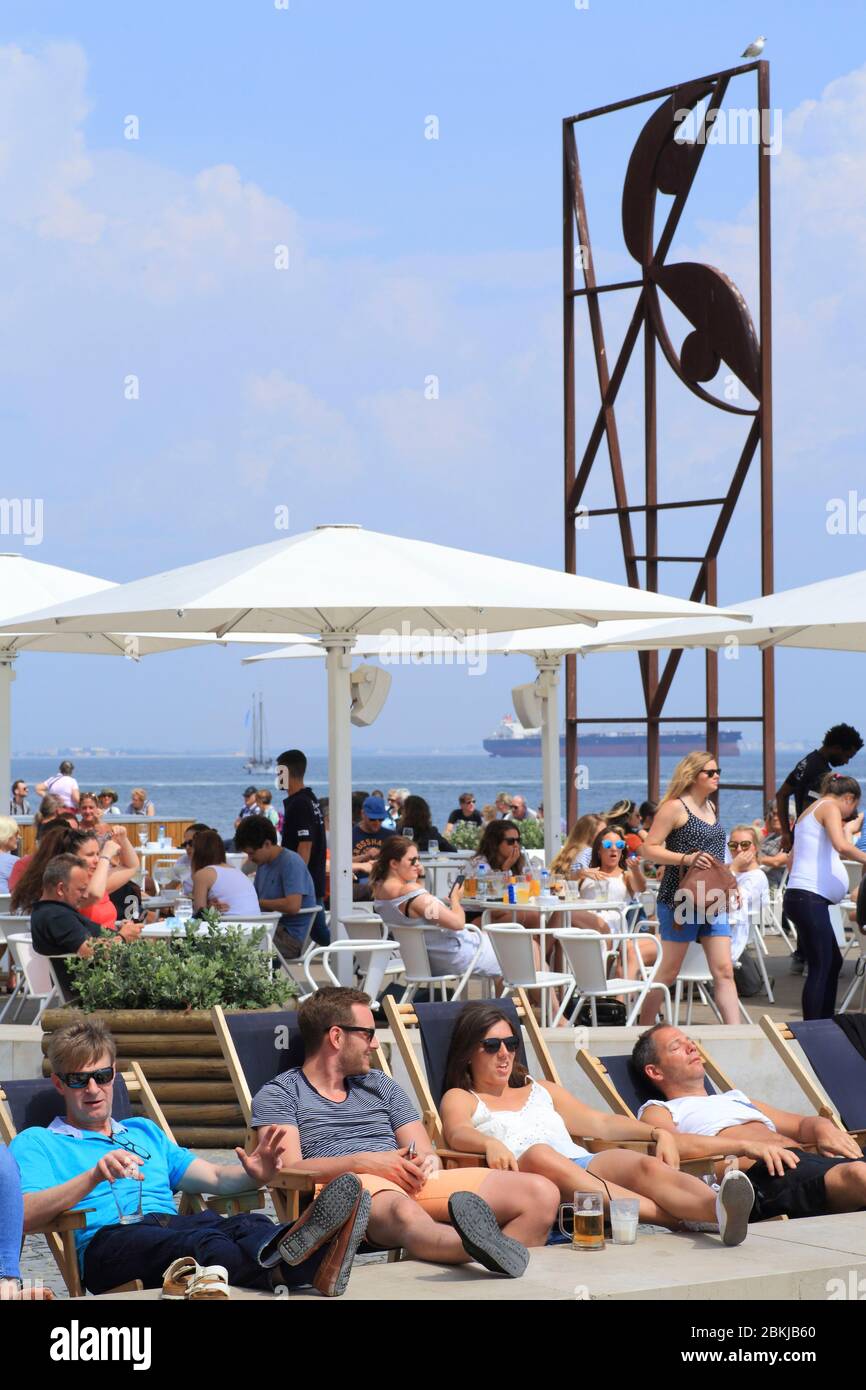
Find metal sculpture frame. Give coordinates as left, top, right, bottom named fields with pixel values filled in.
left=563, top=61, right=774, bottom=822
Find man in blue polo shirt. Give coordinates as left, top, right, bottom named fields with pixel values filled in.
left=235, top=814, right=317, bottom=961
left=10, top=1017, right=370, bottom=1297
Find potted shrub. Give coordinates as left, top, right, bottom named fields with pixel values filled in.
left=42, top=917, right=299, bottom=1146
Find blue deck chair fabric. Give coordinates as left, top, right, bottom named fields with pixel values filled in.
left=788, top=1019, right=866, bottom=1132
left=2, top=1074, right=132, bottom=1132
left=598, top=1053, right=715, bottom=1117
left=223, top=1010, right=304, bottom=1098
left=413, top=999, right=527, bottom=1109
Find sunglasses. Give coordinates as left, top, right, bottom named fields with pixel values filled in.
left=502, top=836, right=521, bottom=846
left=701, top=768, right=722, bottom=777
left=728, top=840, right=754, bottom=851
left=337, top=1025, right=376, bottom=1042
left=601, top=839, right=626, bottom=850
left=480, top=1036, right=520, bottom=1054
left=406, top=855, right=421, bottom=866
left=183, top=839, right=195, bottom=848
left=57, top=1066, right=115, bottom=1089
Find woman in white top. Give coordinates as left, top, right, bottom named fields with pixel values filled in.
left=191, top=828, right=262, bottom=917
left=576, top=828, right=658, bottom=985
left=725, top=824, right=771, bottom=963
left=784, top=773, right=866, bottom=1019
left=439, top=1004, right=751, bottom=1240
left=371, top=835, right=501, bottom=979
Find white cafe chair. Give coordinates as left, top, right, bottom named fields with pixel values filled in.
left=484, top=924, right=575, bottom=1028
left=389, top=921, right=482, bottom=1004
left=2, top=933, right=59, bottom=1022
left=554, top=928, right=670, bottom=1027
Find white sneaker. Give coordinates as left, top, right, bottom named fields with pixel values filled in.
left=715, top=1169, right=754, bottom=1246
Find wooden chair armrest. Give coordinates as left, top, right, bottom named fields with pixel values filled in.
left=203, top=1190, right=266, bottom=1215
left=268, top=1168, right=320, bottom=1192
left=681, top=1157, right=723, bottom=1178
left=435, top=1149, right=487, bottom=1168
left=28, top=1208, right=93, bottom=1234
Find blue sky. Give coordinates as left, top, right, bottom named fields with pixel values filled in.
left=1, top=0, right=865, bottom=756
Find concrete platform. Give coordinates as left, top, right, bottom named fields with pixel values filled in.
left=289, top=1212, right=866, bottom=1302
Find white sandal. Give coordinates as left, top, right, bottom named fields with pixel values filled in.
left=161, top=1257, right=199, bottom=1300
left=185, top=1264, right=230, bottom=1300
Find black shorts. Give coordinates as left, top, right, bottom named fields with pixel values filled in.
left=748, top=1149, right=866, bottom=1220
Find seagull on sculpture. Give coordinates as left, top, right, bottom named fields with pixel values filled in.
left=741, top=36, right=766, bottom=57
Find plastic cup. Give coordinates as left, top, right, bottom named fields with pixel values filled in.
left=610, top=1197, right=639, bottom=1245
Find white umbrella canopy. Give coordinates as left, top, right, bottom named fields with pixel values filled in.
left=0, top=524, right=752, bottom=637
left=0, top=553, right=233, bottom=804
left=574, top=570, right=866, bottom=654
left=242, top=627, right=610, bottom=864
left=0, top=524, right=752, bottom=929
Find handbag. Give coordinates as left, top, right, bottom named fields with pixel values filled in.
left=574, top=999, right=627, bottom=1027
left=674, top=855, right=737, bottom=926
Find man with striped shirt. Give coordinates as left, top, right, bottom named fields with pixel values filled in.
left=252, top=988, right=559, bottom=1277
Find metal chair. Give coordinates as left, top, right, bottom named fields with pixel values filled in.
left=554, top=928, right=671, bottom=1027
left=483, top=924, right=575, bottom=1027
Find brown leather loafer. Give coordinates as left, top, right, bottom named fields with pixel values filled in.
left=312, top=1188, right=372, bottom=1297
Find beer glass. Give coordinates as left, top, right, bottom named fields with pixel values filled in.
left=558, top=1191, right=604, bottom=1250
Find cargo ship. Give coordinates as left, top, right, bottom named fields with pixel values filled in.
left=483, top=716, right=742, bottom=758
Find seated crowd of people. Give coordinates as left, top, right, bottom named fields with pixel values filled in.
left=5, top=990, right=866, bottom=1300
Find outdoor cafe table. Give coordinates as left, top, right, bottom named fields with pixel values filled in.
left=462, top=896, right=635, bottom=973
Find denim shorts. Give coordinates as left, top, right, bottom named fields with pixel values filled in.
left=657, top=900, right=730, bottom=943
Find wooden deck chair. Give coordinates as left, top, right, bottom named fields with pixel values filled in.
left=211, top=1004, right=394, bottom=1223
left=382, top=990, right=651, bottom=1160
left=0, top=1063, right=261, bottom=1298
left=576, top=1045, right=730, bottom=1177
left=759, top=1015, right=866, bottom=1144
left=383, top=988, right=561, bottom=1148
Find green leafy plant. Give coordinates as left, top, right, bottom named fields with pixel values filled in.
left=66, top=917, right=298, bottom=1012
left=448, top=821, right=483, bottom=850
left=516, top=819, right=545, bottom=850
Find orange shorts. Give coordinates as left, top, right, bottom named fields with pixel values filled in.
left=357, top=1166, right=491, bottom=1222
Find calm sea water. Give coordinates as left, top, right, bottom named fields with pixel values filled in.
left=15, top=747, right=866, bottom=838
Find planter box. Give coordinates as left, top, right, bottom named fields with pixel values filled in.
left=41, top=1005, right=295, bottom=1148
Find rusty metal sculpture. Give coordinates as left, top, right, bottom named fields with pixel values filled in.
left=563, top=63, right=774, bottom=820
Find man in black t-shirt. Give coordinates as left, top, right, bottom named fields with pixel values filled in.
left=445, top=792, right=483, bottom=836
left=30, top=853, right=142, bottom=1000
left=775, top=723, right=864, bottom=851
left=30, top=853, right=102, bottom=1001
left=277, top=748, right=329, bottom=944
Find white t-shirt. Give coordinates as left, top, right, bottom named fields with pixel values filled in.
left=637, top=1089, right=776, bottom=1136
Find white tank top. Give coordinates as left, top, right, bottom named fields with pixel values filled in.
left=578, top=872, right=630, bottom=925
left=636, top=1089, right=776, bottom=1136
left=206, top=864, right=262, bottom=915
left=470, top=1081, right=590, bottom=1160
left=786, top=799, right=849, bottom=902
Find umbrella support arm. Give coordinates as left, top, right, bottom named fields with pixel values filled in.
left=322, top=634, right=357, bottom=985
left=534, top=656, right=563, bottom=866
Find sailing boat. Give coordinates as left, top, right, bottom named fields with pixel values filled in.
left=243, top=693, right=276, bottom=774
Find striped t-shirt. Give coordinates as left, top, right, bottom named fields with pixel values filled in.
left=251, top=1067, right=419, bottom=1157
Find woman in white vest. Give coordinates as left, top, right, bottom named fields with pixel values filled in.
left=784, top=773, right=866, bottom=1019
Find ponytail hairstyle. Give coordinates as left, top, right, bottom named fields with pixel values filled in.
left=819, top=772, right=861, bottom=800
